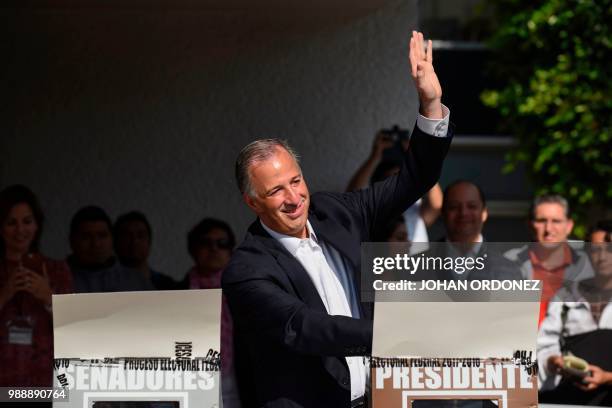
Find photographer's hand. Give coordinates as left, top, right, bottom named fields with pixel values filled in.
left=346, top=131, right=395, bottom=191
left=370, top=132, right=395, bottom=162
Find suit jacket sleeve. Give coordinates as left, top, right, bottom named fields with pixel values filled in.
left=336, top=124, right=452, bottom=241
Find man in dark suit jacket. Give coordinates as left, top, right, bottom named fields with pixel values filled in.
left=222, top=31, right=453, bottom=408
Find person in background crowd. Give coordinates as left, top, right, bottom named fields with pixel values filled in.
left=505, top=194, right=593, bottom=326
left=440, top=180, right=488, bottom=246
left=419, top=179, right=518, bottom=282
left=179, top=217, right=235, bottom=290
left=0, top=185, right=73, bottom=387
left=589, top=220, right=612, bottom=275
left=67, top=206, right=153, bottom=293
left=346, top=131, right=442, bottom=253
left=114, top=211, right=176, bottom=290
left=382, top=216, right=409, bottom=243
left=378, top=216, right=417, bottom=270
left=537, top=220, right=612, bottom=405
left=179, top=217, right=239, bottom=407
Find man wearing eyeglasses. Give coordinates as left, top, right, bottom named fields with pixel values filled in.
left=181, top=217, right=236, bottom=289
left=222, top=31, right=453, bottom=408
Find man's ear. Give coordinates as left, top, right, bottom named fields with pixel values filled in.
left=243, top=193, right=259, bottom=213
left=481, top=207, right=489, bottom=224
left=566, top=218, right=574, bottom=236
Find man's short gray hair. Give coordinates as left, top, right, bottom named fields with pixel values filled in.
left=235, top=138, right=300, bottom=197
left=530, top=194, right=570, bottom=219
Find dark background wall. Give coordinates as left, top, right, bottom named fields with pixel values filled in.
left=4, top=0, right=430, bottom=278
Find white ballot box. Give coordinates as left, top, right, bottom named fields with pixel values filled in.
left=52, top=289, right=221, bottom=408
left=371, top=301, right=541, bottom=408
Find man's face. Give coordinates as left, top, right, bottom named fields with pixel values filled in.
left=115, top=220, right=151, bottom=266
left=71, top=221, right=114, bottom=265
left=442, top=183, right=487, bottom=243
left=244, top=147, right=310, bottom=238
left=589, top=230, right=612, bottom=278
left=530, top=203, right=573, bottom=247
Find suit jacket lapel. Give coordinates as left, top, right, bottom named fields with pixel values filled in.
left=309, top=215, right=360, bottom=271
left=248, top=220, right=327, bottom=314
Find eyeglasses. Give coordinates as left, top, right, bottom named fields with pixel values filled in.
left=199, top=238, right=233, bottom=250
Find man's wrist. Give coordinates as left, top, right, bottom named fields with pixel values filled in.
left=416, top=104, right=450, bottom=137
left=419, top=99, right=443, bottom=119
left=368, top=153, right=382, bottom=164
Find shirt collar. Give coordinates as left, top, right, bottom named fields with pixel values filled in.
left=472, top=234, right=484, bottom=254
left=446, top=234, right=484, bottom=256
left=444, top=234, right=483, bottom=243
left=529, top=242, right=572, bottom=268
left=260, top=219, right=319, bottom=255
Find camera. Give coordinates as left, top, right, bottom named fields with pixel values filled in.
left=380, top=125, right=410, bottom=143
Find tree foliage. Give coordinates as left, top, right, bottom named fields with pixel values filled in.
left=481, top=0, right=611, bottom=236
